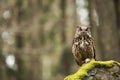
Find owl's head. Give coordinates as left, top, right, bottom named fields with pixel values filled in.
left=74, top=25, right=91, bottom=38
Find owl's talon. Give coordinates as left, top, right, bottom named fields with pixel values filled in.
left=85, top=58, right=91, bottom=63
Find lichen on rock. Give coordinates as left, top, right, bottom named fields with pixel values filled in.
left=64, top=59, right=120, bottom=80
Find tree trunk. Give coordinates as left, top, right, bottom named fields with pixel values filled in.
left=89, top=0, right=103, bottom=60
left=91, top=0, right=120, bottom=61
left=15, top=32, right=29, bottom=80
left=0, top=32, right=8, bottom=80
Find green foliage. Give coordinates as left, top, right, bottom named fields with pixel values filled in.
left=64, top=59, right=120, bottom=80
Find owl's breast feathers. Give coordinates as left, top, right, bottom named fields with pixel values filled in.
left=72, top=37, right=95, bottom=66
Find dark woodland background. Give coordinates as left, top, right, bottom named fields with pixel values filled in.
left=0, top=0, right=120, bottom=80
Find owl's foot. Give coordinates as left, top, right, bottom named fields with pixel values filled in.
left=85, top=58, right=91, bottom=63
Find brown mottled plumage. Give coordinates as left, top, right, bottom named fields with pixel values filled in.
left=72, top=25, right=95, bottom=66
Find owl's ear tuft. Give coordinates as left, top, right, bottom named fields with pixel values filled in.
left=79, top=26, right=82, bottom=31
left=85, top=27, right=88, bottom=31
left=76, top=25, right=82, bottom=31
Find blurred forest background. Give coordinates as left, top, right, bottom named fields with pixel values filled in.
left=0, top=0, right=120, bottom=80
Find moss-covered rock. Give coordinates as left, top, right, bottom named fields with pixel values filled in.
left=64, top=59, right=120, bottom=80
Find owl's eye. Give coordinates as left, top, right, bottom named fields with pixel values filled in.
left=85, top=27, right=89, bottom=31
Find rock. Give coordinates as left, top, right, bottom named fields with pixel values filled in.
left=64, top=59, right=120, bottom=80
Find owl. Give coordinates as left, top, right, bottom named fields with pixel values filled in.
left=72, top=25, right=95, bottom=66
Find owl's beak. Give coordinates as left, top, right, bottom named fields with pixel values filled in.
left=80, top=41, right=84, bottom=48
left=82, top=37, right=84, bottom=40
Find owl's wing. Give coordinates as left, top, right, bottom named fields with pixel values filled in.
left=72, top=43, right=83, bottom=66
left=93, top=45, right=96, bottom=59
left=90, top=39, right=96, bottom=59
left=74, top=53, right=83, bottom=66
left=75, top=58, right=82, bottom=66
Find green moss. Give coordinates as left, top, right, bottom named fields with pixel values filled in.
left=64, top=59, right=120, bottom=80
